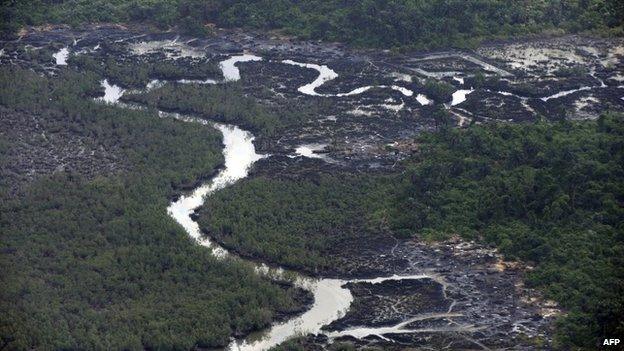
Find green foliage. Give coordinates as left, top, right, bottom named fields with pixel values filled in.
left=0, top=67, right=300, bottom=350
left=211, top=0, right=623, bottom=49
left=123, top=82, right=302, bottom=136
left=432, top=105, right=453, bottom=130
left=2, top=0, right=622, bottom=49
left=268, top=337, right=307, bottom=351
left=553, top=65, right=589, bottom=78
left=198, top=174, right=393, bottom=272
left=329, top=342, right=357, bottom=351
left=391, top=114, right=624, bottom=348
left=423, top=79, right=455, bottom=104
left=468, top=73, right=501, bottom=90
left=70, top=54, right=222, bottom=89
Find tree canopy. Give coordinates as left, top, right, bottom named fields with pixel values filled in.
left=2, top=0, right=623, bottom=49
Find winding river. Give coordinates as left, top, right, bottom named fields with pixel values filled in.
left=86, top=49, right=614, bottom=349
left=89, top=54, right=444, bottom=350
left=160, top=111, right=442, bottom=351
left=282, top=59, right=415, bottom=98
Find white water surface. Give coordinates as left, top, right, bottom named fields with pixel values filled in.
left=540, top=86, right=592, bottom=101
left=93, top=51, right=487, bottom=351
left=177, top=78, right=218, bottom=84
left=294, top=143, right=329, bottom=159
left=282, top=60, right=413, bottom=98
left=167, top=122, right=263, bottom=258
left=156, top=114, right=448, bottom=351
left=53, top=47, right=69, bottom=65
left=416, top=94, right=433, bottom=106
left=450, top=89, right=474, bottom=106
left=221, top=54, right=263, bottom=81
left=146, top=79, right=165, bottom=91
left=229, top=273, right=438, bottom=351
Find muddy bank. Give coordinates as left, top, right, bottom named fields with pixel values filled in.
left=325, top=278, right=449, bottom=330
left=275, top=237, right=557, bottom=350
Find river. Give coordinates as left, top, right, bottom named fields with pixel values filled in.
left=86, top=54, right=444, bottom=350
left=92, top=50, right=594, bottom=350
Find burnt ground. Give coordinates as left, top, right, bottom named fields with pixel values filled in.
left=327, top=278, right=450, bottom=330
left=294, top=239, right=557, bottom=350
left=2, top=25, right=622, bottom=350
left=0, top=106, right=128, bottom=196
left=3, top=26, right=623, bottom=171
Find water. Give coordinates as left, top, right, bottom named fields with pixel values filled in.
left=381, top=100, right=405, bottom=112
left=406, top=53, right=513, bottom=78
left=327, top=319, right=475, bottom=341
left=416, top=94, right=433, bottom=106
left=167, top=122, right=263, bottom=259
left=450, top=89, right=474, bottom=106
left=228, top=272, right=440, bottom=351
left=282, top=60, right=339, bottom=96
left=97, top=53, right=482, bottom=351
left=129, top=37, right=206, bottom=59
left=389, top=85, right=413, bottom=97
left=155, top=112, right=445, bottom=351
left=540, top=86, right=592, bottom=101
left=294, top=143, right=329, bottom=159
left=55, top=45, right=614, bottom=349
left=177, top=78, right=218, bottom=84
left=160, top=120, right=350, bottom=350
left=282, top=60, right=413, bottom=98
left=230, top=278, right=353, bottom=351
left=96, top=80, right=125, bottom=103
left=53, top=47, right=69, bottom=65
left=221, top=54, right=263, bottom=81
left=146, top=79, right=165, bottom=91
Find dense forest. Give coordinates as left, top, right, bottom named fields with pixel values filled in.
left=2, top=0, right=624, bottom=48
left=0, top=67, right=304, bottom=350
left=199, top=114, right=624, bottom=349
left=199, top=172, right=393, bottom=272
left=122, top=83, right=285, bottom=136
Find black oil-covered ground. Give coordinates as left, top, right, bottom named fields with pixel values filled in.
left=2, top=24, right=623, bottom=350
left=5, top=25, right=623, bottom=170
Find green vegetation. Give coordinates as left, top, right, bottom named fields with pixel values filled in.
left=199, top=114, right=624, bottom=349
left=423, top=79, right=455, bottom=104
left=0, top=67, right=303, bottom=350
left=468, top=72, right=501, bottom=89
left=553, top=65, right=589, bottom=78
left=198, top=174, right=394, bottom=272
left=71, top=53, right=222, bottom=89
left=1, top=2, right=623, bottom=350
left=122, top=82, right=320, bottom=136
left=391, top=114, right=624, bottom=348
left=3, top=1, right=623, bottom=49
